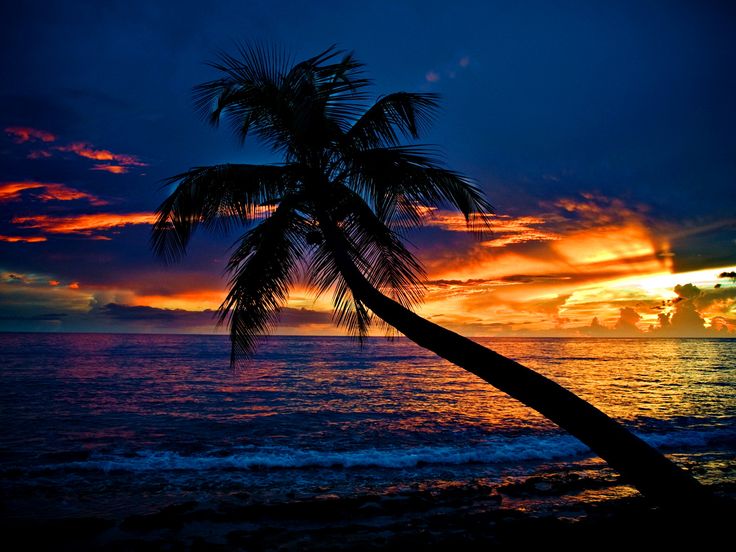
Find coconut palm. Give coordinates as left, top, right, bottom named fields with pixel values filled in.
left=152, top=45, right=710, bottom=509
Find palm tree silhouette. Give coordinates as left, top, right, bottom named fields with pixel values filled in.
left=152, top=45, right=709, bottom=509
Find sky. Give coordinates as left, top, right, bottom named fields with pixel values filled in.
left=1, top=0, right=735, bottom=337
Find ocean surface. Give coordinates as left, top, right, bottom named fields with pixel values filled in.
left=1, top=333, right=734, bottom=522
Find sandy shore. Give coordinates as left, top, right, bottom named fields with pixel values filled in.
left=4, top=476, right=732, bottom=551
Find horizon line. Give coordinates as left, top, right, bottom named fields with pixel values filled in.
left=0, top=330, right=734, bottom=340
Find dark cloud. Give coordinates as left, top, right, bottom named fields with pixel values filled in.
left=582, top=307, right=642, bottom=337
left=99, top=303, right=216, bottom=323
left=582, top=282, right=736, bottom=337
left=98, top=303, right=331, bottom=331
left=615, top=307, right=642, bottom=334
left=426, top=278, right=501, bottom=287
left=535, top=294, right=572, bottom=328
left=276, top=307, right=333, bottom=327
left=0, top=313, right=68, bottom=321
left=692, top=284, right=736, bottom=312
left=668, top=220, right=736, bottom=273
left=500, top=274, right=573, bottom=284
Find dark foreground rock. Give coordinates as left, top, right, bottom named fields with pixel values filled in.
left=2, top=480, right=731, bottom=551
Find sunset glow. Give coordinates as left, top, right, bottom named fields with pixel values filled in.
left=0, top=234, right=48, bottom=243
left=91, top=164, right=131, bottom=174
left=56, top=142, right=147, bottom=168
left=11, top=212, right=157, bottom=236
left=1, top=160, right=734, bottom=335
left=0, top=181, right=108, bottom=205
left=0, top=9, right=734, bottom=338
left=4, top=126, right=56, bottom=144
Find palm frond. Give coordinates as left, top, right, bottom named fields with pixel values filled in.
left=194, top=45, right=371, bottom=153
left=278, top=47, right=371, bottom=148
left=344, top=92, right=440, bottom=149
left=307, top=234, right=372, bottom=339
left=287, top=48, right=370, bottom=103
left=339, top=191, right=426, bottom=308
left=194, top=43, right=297, bottom=149
left=194, top=43, right=289, bottom=128
left=306, top=189, right=425, bottom=339
left=194, top=78, right=290, bottom=149
left=218, top=201, right=307, bottom=364
left=315, top=51, right=372, bottom=129
left=151, top=163, right=293, bottom=263
left=341, top=145, right=494, bottom=232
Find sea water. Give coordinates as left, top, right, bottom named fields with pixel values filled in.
left=1, top=334, right=734, bottom=520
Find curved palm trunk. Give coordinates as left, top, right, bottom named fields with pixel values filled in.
left=319, top=221, right=714, bottom=510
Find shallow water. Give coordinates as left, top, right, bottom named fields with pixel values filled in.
left=1, top=334, right=734, bottom=519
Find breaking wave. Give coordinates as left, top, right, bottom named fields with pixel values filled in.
left=45, top=426, right=733, bottom=473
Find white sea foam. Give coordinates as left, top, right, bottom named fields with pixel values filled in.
left=50, top=426, right=733, bottom=473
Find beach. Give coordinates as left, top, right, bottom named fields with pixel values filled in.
left=7, top=478, right=733, bottom=550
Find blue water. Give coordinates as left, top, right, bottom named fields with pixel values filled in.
left=1, top=334, right=734, bottom=519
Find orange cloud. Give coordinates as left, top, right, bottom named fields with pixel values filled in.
left=0, top=182, right=46, bottom=201
left=113, top=282, right=341, bottom=320
left=92, top=164, right=129, bottom=174
left=130, top=290, right=230, bottom=311
left=6, top=128, right=147, bottom=174
left=421, top=215, right=736, bottom=337
left=411, top=193, right=682, bottom=334
left=0, top=181, right=108, bottom=205
left=420, top=244, right=667, bottom=334
left=5, top=126, right=56, bottom=144
left=49, top=280, right=60, bottom=286
left=482, top=216, right=561, bottom=248
left=551, top=223, right=655, bottom=265
left=57, top=142, right=146, bottom=170
left=0, top=235, right=47, bottom=243
left=418, top=208, right=560, bottom=247
left=11, top=212, right=156, bottom=237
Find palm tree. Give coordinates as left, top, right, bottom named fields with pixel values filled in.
left=152, top=45, right=711, bottom=510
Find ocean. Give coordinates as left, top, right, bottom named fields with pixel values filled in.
left=1, top=333, right=734, bottom=528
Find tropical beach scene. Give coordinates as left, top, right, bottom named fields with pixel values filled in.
left=1, top=2, right=734, bottom=549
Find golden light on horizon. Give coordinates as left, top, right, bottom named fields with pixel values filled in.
left=551, top=223, right=655, bottom=265
left=2, top=192, right=733, bottom=337
left=130, top=290, right=227, bottom=311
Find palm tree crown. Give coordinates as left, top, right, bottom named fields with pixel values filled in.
left=152, top=45, right=493, bottom=362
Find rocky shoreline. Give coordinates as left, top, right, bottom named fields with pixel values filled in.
left=5, top=474, right=732, bottom=551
